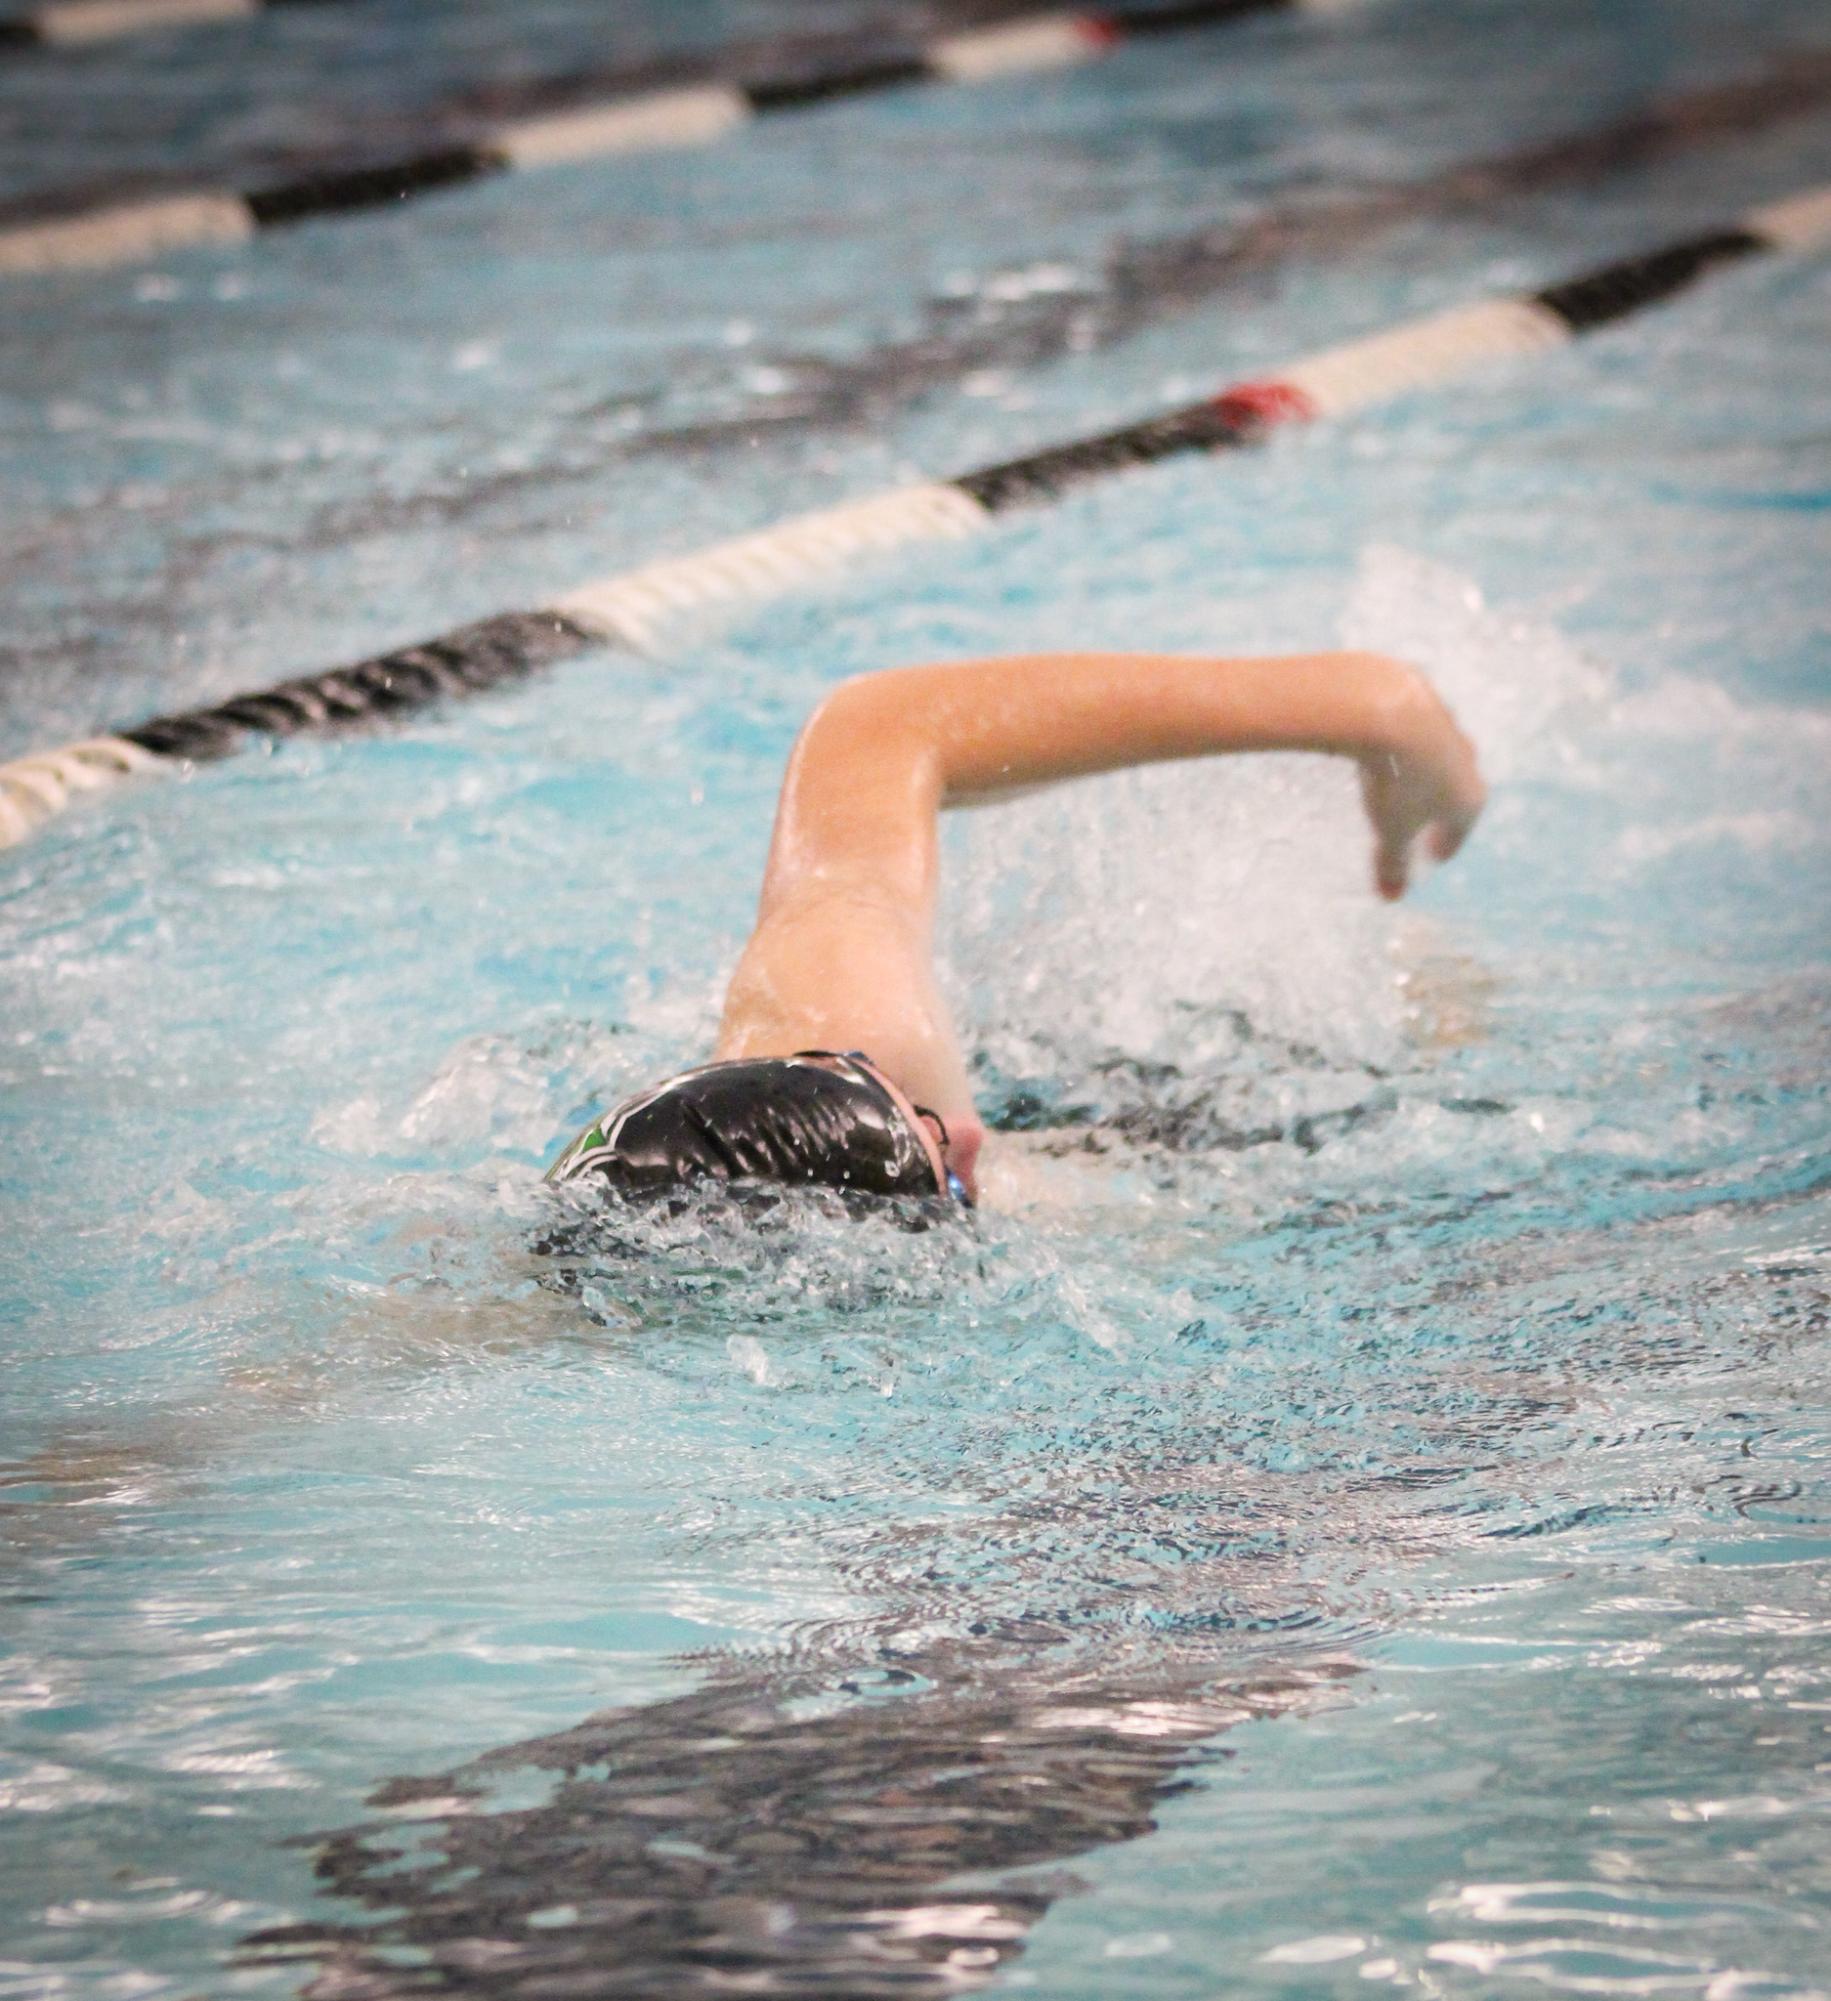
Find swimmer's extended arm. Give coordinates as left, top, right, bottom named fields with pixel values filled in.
left=757, top=650, right=1485, bottom=923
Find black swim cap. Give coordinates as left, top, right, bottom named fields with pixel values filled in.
left=546, top=1052, right=945, bottom=1203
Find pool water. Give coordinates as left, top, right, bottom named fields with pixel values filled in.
left=2, top=0, right=1829, bottom=1994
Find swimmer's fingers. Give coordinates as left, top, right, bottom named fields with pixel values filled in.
left=1427, top=746, right=1487, bottom=864
left=1374, top=825, right=1416, bottom=901
left=1361, top=759, right=1422, bottom=900
left=1357, top=671, right=1482, bottom=899
left=1360, top=740, right=1484, bottom=900
left=1427, top=807, right=1474, bottom=864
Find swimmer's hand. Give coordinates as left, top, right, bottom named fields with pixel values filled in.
left=1354, top=663, right=1485, bottom=900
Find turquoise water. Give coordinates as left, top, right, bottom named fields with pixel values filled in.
left=2, top=0, right=1829, bottom=1994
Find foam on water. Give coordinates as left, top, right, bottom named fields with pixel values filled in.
left=944, top=544, right=1612, bottom=1105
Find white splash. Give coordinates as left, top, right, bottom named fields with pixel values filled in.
left=941, top=546, right=1603, bottom=1085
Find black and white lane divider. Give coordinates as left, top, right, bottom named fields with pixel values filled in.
left=3, top=183, right=1825, bottom=849
left=0, top=0, right=1358, bottom=274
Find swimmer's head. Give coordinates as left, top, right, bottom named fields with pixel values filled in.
left=546, top=1050, right=968, bottom=1209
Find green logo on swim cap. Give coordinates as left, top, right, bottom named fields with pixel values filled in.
left=546, top=1117, right=612, bottom=1185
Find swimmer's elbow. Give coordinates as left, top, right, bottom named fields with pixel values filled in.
left=792, top=672, right=947, bottom=798
left=803, top=669, right=936, bottom=744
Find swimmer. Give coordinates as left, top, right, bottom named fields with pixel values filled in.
left=548, top=650, right=1485, bottom=1211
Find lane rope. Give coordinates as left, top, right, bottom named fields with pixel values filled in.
left=76, top=59, right=1810, bottom=529
left=3, top=183, right=1826, bottom=850
left=0, top=0, right=1353, bottom=273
